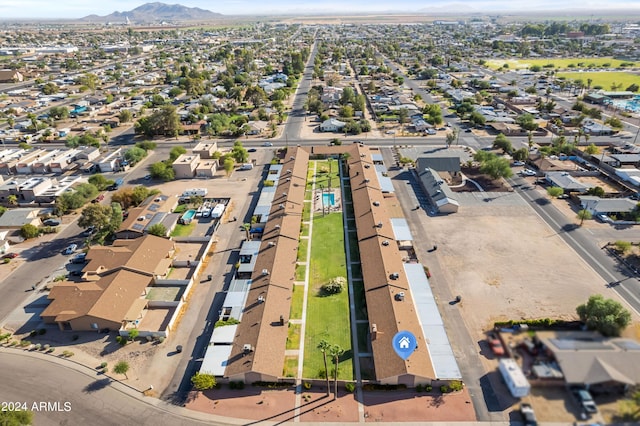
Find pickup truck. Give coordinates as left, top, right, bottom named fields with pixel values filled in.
left=520, top=403, right=537, bottom=426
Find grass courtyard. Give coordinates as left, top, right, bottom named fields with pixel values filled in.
left=302, top=211, right=353, bottom=380
left=555, top=71, right=640, bottom=90
left=484, top=57, right=635, bottom=70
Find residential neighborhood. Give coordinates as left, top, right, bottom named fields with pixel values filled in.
left=1, top=3, right=640, bottom=425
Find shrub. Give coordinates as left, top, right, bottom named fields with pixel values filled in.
left=440, top=385, right=450, bottom=393
left=614, top=240, right=632, bottom=254
left=38, top=328, right=46, bottom=335
left=62, top=350, right=74, bottom=358
left=100, top=362, right=108, bottom=369
left=34, top=343, right=42, bottom=350
left=9, top=340, right=17, bottom=347
left=303, top=381, right=312, bottom=390
left=29, top=330, right=37, bottom=337
left=146, top=335, right=153, bottom=342
left=157, top=336, right=165, bottom=343
left=47, top=347, right=55, bottom=353
left=416, top=384, right=423, bottom=392
left=19, top=340, right=30, bottom=347
left=43, top=344, right=50, bottom=350
left=191, top=373, right=216, bottom=390
left=116, top=336, right=127, bottom=346
left=321, top=276, right=346, bottom=295
left=345, top=382, right=355, bottom=393
left=425, top=385, right=433, bottom=392
left=235, top=381, right=245, bottom=390
left=449, top=380, right=464, bottom=392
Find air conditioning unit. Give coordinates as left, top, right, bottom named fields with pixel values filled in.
left=257, top=295, right=265, bottom=302
left=243, top=344, right=253, bottom=353
left=262, top=269, right=269, bottom=276
left=382, top=240, right=390, bottom=246
left=268, top=242, right=276, bottom=247
left=282, top=192, right=287, bottom=197
left=377, top=222, right=383, bottom=228
left=274, top=224, right=280, bottom=229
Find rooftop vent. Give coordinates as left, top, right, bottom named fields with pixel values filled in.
left=279, top=204, right=285, bottom=209
left=262, top=269, right=269, bottom=276
left=364, top=179, right=370, bottom=183
left=373, top=201, right=380, bottom=206
left=382, top=240, right=390, bottom=246
left=268, top=242, right=276, bottom=247
left=257, top=295, right=265, bottom=303
left=282, top=192, right=287, bottom=197
left=137, top=216, right=145, bottom=221
left=364, top=164, right=370, bottom=168
left=377, top=222, right=383, bottom=228
left=243, top=344, right=254, bottom=353
left=274, top=224, right=280, bottom=229
left=390, top=273, right=399, bottom=280
left=395, top=292, right=405, bottom=301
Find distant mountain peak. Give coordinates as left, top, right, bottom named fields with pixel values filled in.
left=81, top=2, right=222, bottom=23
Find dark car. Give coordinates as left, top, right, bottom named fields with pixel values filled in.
left=1, top=252, right=19, bottom=259
left=43, top=219, right=61, bottom=227
left=248, top=148, right=257, bottom=152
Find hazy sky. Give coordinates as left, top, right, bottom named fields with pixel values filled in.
left=1, top=0, right=639, bottom=19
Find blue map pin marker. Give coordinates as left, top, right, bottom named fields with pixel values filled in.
left=392, top=330, right=417, bottom=360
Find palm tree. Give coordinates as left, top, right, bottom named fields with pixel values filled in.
left=577, top=209, right=592, bottom=226
left=329, top=344, right=344, bottom=400
left=317, top=340, right=331, bottom=396
left=241, top=223, right=251, bottom=241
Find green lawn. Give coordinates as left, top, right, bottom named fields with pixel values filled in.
left=295, top=264, right=306, bottom=281
left=302, top=202, right=311, bottom=222
left=485, top=57, right=635, bottom=70
left=313, top=160, right=341, bottom=190
left=283, top=356, right=298, bottom=378
left=287, top=323, right=301, bottom=350
left=171, top=222, right=195, bottom=237
left=303, top=212, right=353, bottom=380
left=297, top=238, right=309, bottom=262
left=556, top=71, right=640, bottom=91
left=300, top=223, right=309, bottom=237
left=173, top=204, right=188, bottom=214
left=290, top=285, right=304, bottom=319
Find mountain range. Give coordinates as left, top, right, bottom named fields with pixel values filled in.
left=81, top=2, right=222, bottom=22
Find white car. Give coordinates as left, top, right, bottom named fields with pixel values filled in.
left=519, top=169, right=536, bottom=176
left=512, top=161, right=525, bottom=166
left=263, top=142, right=273, bottom=147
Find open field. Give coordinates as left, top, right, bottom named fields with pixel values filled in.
left=303, top=212, right=352, bottom=380
left=556, top=71, right=640, bottom=89
left=485, top=57, right=636, bottom=70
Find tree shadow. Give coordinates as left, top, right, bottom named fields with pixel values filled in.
left=83, top=378, right=111, bottom=393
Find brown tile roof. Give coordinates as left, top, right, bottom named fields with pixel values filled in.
left=225, top=147, right=309, bottom=380
left=84, top=235, right=174, bottom=277
left=41, top=269, right=152, bottom=324
left=349, top=146, right=436, bottom=381
left=117, top=194, right=172, bottom=236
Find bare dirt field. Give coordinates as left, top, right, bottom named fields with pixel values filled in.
left=429, top=202, right=626, bottom=336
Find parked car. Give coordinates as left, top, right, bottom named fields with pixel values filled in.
left=519, top=169, right=537, bottom=177
left=248, top=148, right=257, bottom=152
left=1, top=252, right=19, bottom=259
left=512, top=161, right=525, bottom=166
left=488, top=336, right=505, bottom=356
left=63, top=244, right=77, bottom=255
left=263, top=142, right=273, bottom=147
left=70, top=253, right=87, bottom=264
left=43, top=219, right=61, bottom=227
left=144, top=174, right=152, bottom=180
left=573, top=388, right=598, bottom=414
left=520, top=403, right=538, bottom=426
left=426, top=128, right=437, bottom=135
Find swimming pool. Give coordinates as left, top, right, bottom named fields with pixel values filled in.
left=180, top=209, right=196, bottom=224
left=322, top=193, right=336, bottom=206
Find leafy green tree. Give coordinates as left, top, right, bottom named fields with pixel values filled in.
left=124, top=147, right=147, bottom=165
left=107, top=202, right=123, bottom=233
left=118, top=110, right=133, bottom=123
left=21, top=224, right=39, bottom=239
left=113, top=361, right=130, bottom=379
left=512, top=148, right=528, bottom=161
left=191, top=372, right=216, bottom=390
left=318, top=340, right=331, bottom=396
left=576, top=294, right=631, bottom=337
left=147, top=224, right=167, bottom=237
left=586, top=186, right=605, bottom=197
left=88, top=174, right=114, bottom=191
left=0, top=409, right=34, bottom=425
left=128, top=329, right=139, bottom=341
left=148, top=162, right=175, bottom=181
left=49, top=106, right=69, bottom=120
left=223, top=158, right=235, bottom=176
left=493, top=133, right=513, bottom=154
left=584, top=143, right=599, bottom=155
left=547, top=186, right=564, bottom=198
left=614, top=240, right=632, bottom=254
left=339, top=87, right=356, bottom=106
left=577, top=209, right=592, bottom=226
left=169, top=146, right=187, bottom=162
left=135, top=105, right=181, bottom=137
left=135, top=141, right=157, bottom=151
left=231, top=141, right=248, bottom=164
left=78, top=204, right=112, bottom=230
left=469, top=111, right=486, bottom=127
left=480, top=157, right=512, bottom=179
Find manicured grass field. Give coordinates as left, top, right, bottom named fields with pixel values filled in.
left=295, top=264, right=306, bottom=281
left=313, top=160, right=341, bottom=190
left=283, top=356, right=298, bottom=378
left=556, top=71, right=640, bottom=91
left=290, top=285, right=304, bottom=319
left=286, top=323, right=301, bottom=350
left=485, top=57, right=635, bottom=70
left=303, top=212, right=353, bottom=380
left=170, top=222, right=195, bottom=237
left=297, top=238, right=308, bottom=262
left=300, top=222, right=309, bottom=237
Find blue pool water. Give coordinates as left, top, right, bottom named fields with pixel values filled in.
left=181, top=209, right=196, bottom=223
left=322, top=193, right=336, bottom=206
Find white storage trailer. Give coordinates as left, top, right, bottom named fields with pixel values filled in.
left=211, top=203, right=226, bottom=218
left=182, top=188, right=208, bottom=197
left=498, top=358, right=530, bottom=398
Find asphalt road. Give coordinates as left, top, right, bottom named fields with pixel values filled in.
left=0, top=351, right=217, bottom=426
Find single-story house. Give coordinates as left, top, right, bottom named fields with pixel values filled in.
left=320, top=118, right=346, bottom=133
left=0, top=208, right=41, bottom=229
left=579, top=196, right=637, bottom=216
left=545, top=171, right=593, bottom=193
